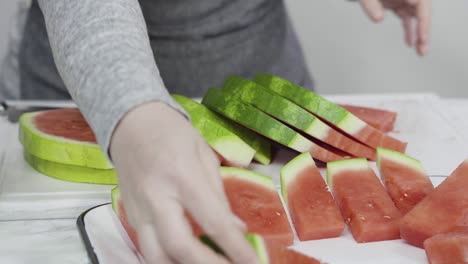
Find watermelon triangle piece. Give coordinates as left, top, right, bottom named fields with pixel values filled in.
left=377, top=147, right=434, bottom=214
left=221, top=76, right=376, bottom=160
left=280, top=152, right=345, bottom=241
left=327, top=158, right=402, bottom=243
left=339, top=104, right=397, bottom=133
left=19, top=109, right=112, bottom=169
left=254, top=74, right=407, bottom=153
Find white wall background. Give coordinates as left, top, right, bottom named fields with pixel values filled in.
left=0, top=0, right=467, bottom=97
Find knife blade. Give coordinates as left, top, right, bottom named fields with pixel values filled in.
left=0, top=100, right=76, bottom=122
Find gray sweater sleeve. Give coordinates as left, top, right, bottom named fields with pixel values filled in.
left=37, top=0, right=188, bottom=161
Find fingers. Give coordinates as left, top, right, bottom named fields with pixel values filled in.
left=396, top=9, right=414, bottom=47
left=360, top=0, right=385, bottom=22
left=137, top=224, right=172, bottom=264
left=416, top=0, right=431, bottom=55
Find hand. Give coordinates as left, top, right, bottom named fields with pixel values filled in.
left=359, top=0, right=431, bottom=56
left=110, top=101, right=258, bottom=264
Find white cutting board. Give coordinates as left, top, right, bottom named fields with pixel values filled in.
left=1, top=93, right=466, bottom=220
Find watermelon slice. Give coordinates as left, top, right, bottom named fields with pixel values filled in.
left=173, top=94, right=271, bottom=165
left=280, top=152, right=345, bottom=241
left=377, top=147, right=434, bottom=214
left=424, top=228, right=468, bottom=264
left=24, top=151, right=117, bottom=184
left=19, top=109, right=112, bottom=169
left=221, top=76, right=376, bottom=160
left=327, top=158, right=402, bottom=243
left=254, top=74, right=407, bottom=152
left=400, top=159, right=468, bottom=248
left=171, top=95, right=255, bottom=168
left=220, top=166, right=294, bottom=246
left=339, top=104, right=397, bottom=133
left=111, top=186, right=140, bottom=252
left=202, top=88, right=343, bottom=163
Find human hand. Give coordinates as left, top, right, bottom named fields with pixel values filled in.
left=110, top=101, right=258, bottom=264
left=359, top=0, right=431, bottom=56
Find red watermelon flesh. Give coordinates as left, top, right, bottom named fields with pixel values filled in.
left=327, top=159, right=402, bottom=243
left=115, top=197, right=141, bottom=252
left=339, top=104, right=397, bottom=133
left=266, top=241, right=323, bottom=264
left=400, top=159, right=468, bottom=248
left=281, top=152, right=345, bottom=241
left=33, top=108, right=97, bottom=143
left=377, top=148, right=434, bottom=214
left=424, top=227, right=468, bottom=264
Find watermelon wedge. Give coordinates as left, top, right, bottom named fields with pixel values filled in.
left=24, top=151, right=117, bottom=184
left=172, top=95, right=255, bottom=168
left=254, top=74, right=407, bottom=152
left=220, top=166, right=294, bottom=246
left=280, top=152, right=345, bottom=241
left=202, top=88, right=343, bottom=163
left=377, top=147, right=434, bottom=214
left=424, top=228, right=468, bottom=264
left=327, top=158, right=402, bottom=243
left=400, top=159, right=468, bottom=248
left=221, top=76, right=376, bottom=160
left=339, top=104, right=397, bottom=133
left=19, top=109, right=112, bottom=169
left=173, top=94, right=271, bottom=165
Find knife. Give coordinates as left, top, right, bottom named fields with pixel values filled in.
left=0, top=100, right=76, bottom=122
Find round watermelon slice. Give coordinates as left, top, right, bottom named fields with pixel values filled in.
left=19, top=109, right=112, bottom=169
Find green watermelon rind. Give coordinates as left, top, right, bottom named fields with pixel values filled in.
left=220, top=166, right=275, bottom=190
left=19, top=112, right=113, bottom=169
left=326, top=158, right=368, bottom=188
left=246, top=233, right=269, bottom=264
left=111, top=186, right=121, bottom=214
left=254, top=74, right=367, bottom=135
left=280, top=152, right=315, bottom=205
left=24, top=151, right=117, bottom=184
left=202, top=88, right=313, bottom=152
left=376, top=147, right=425, bottom=173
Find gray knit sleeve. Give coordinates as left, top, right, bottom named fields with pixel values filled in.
left=37, top=0, right=188, bottom=161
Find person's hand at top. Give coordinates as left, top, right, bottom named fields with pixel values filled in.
left=110, top=101, right=259, bottom=264
left=359, top=0, right=431, bottom=56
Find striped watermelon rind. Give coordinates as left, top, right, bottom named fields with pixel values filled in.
left=376, top=147, right=425, bottom=173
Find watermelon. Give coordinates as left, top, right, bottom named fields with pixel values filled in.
left=24, top=151, right=117, bottom=184
left=111, top=186, right=140, bottom=252
left=221, top=166, right=294, bottom=246
left=424, top=228, right=468, bottom=264
left=254, top=74, right=407, bottom=152
left=202, top=88, right=343, bottom=163
left=377, top=147, right=434, bottom=214
left=173, top=94, right=271, bottom=165
left=327, top=158, right=402, bottom=243
left=172, top=95, right=255, bottom=167
left=400, top=159, right=468, bottom=248
left=339, top=104, right=397, bottom=133
left=221, top=76, right=376, bottom=160
left=280, top=152, right=345, bottom=241
left=19, top=108, right=112, bottom=169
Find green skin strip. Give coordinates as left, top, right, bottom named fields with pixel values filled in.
left=202, top=88, right=310, bottom=152
left=111, top=186, right=121, bottom=214
left=376, top=147, right=425, bottom=172
left=222, top=76, right=320, bottom=136
left=173, top=94, right=271, bottom=165
left=24, top=151, right=117, bottom=184
left=19, top=113, right=113, bottom=169
left=246, top=233, right=269, bottom=264
left=254, top=74, right=351, bottom=126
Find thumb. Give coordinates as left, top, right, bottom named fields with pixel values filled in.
left=360, top=0, right=385, bottom=22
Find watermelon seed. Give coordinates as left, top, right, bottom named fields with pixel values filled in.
left=276, top=212, right=281, bottom=216
left=383, top=215, right=391, bottom=219
left=403, top=193, right=409, bottom=197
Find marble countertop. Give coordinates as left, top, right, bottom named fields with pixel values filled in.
left=1, top=94, right=467, bottom=264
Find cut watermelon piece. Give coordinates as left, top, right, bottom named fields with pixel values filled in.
left=400, top=159, right=468, bottom=248
left=254, top=74, right=407, bottom=152
left=377, top=147, right=434, bottom=214
left=339, top=104, right=397, bottom=133
left=24, top=151, right=117, bottom=184
left=327, top=158, right=402, bottom=243
left=111, top=186, right=140, bottom=252
left=202, top=88, right=343, bottom=163
left=221, top=76, right=376, bottom=160
left=280, top=152, right=345, bottom=241
left=19, top=109, right=112, bottom=169
left=247, top=233, right=324, bottom=264
left=173, top=94, right=271, bottom=165
left=172, top=95, right=255, bottom=168
left=220, top=167, right=294, bottom=246
left=424, top=228, right=468, bottom=264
